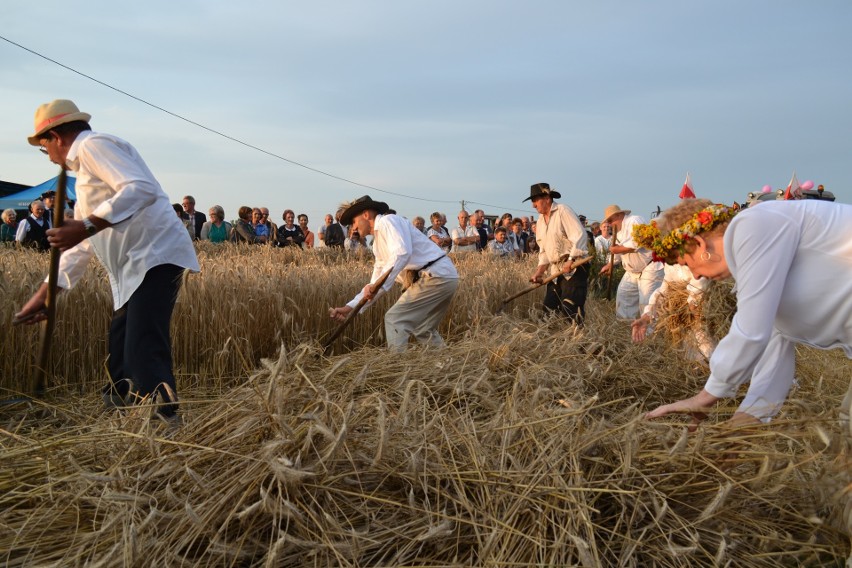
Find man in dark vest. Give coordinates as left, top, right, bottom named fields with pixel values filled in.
left=15, top=199, right=50, bottom=251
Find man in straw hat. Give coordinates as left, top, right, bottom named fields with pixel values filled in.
left=329, top=195, right=459, bottom=351
left=599, top=204, right=663, bottom=319
left=15, top=99, right=200, bottom=423
left=526, top=182, right=591, bottom=324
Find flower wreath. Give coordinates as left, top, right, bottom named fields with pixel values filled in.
left=632, top=203, right=737, bottom=262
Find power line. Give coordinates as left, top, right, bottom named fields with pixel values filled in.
left=1, top=34, right=535, bottom=214
left=3, top=35, right=456, bottom=204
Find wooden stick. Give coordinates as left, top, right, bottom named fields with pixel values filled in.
left=606, top=230, right=618, bottom=301
left=32, top=168, right=67, bottom=396
left=323, top=267, right=394, bottom=353
left=498, top=255, right=593, bottom=311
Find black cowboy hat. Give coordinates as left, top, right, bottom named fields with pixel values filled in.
left=523, top=182, right=561, bottom=202
left=338, top=195, right=390, bottom=226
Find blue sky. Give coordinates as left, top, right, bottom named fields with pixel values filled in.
left=1, top=1, right=849, bottom=228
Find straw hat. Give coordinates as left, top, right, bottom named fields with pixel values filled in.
left=28, top=99, right=91, bottom=146
left=338, top=195, right=390, bottom=226
left=602, top=204, right=631, bottom=223
left=523, top=182, right=561, bottom=203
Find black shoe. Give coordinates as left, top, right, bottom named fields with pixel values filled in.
left=102, top=378, right=135, bottom=411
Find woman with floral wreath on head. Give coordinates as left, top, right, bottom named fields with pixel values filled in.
left=637, top=198, right=852, bottom=428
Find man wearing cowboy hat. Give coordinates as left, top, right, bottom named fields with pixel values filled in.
left=15, top=99, right=199, bottom=422
left=599, top=204, right=663, bottom=319
left=329, top=195, right=459, bottom=351
left=526, top=182, right=591, bottom=324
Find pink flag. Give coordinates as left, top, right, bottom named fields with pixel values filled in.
left=679, top=172, right=696, bottom=199
left=783, top=172, right=801, bottom=200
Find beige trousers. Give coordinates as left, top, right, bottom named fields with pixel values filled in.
left=384, top=275, right=458, bottom=352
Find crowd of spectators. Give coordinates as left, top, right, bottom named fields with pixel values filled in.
left=3, top=192, right=615, bottom=259
left=171, top=197, right=326, bottom=249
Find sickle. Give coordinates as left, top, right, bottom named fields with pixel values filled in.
left=323, top=267, right=394, bottom=354
left=497, top=255, right=593, bottom=313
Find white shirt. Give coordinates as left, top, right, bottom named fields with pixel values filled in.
left=615, top=214, right=655, bottom=273
left=53, top=131, right=200, bottom=308
left=347, top=214, right=458, bottom=310
left=704, top=200, right=852, bottom=419
left=535, top=203, right=589, bottom=275
left=450, top=225, right=478, bottom=253
left=594, top=234, right=611, bottom=256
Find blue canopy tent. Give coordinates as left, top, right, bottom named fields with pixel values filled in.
left=0, top=175, right=77, bottom=211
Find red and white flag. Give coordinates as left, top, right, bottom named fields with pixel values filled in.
left=679, top=172, right=696, bottom=199
left=783, top=172, right=801, bottom=200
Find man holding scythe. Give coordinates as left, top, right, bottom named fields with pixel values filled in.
left=527, top=182, right=591, bottom=325
left=598, top=204, right=663, bottom=320
left=329, top=195, right=459, bottom=352
left=15, top=99, right=199, bottom=422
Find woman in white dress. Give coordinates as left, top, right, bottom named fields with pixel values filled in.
left=636, top=198, right=852, bottom=426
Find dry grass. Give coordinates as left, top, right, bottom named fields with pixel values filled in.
left=654, top=279, right=738, bottom=349
left=1, top=245, right=850, bottom=566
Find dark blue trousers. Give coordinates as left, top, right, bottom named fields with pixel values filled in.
left=105, top=263, right=183, bottom=416
left=543, top=263, right=589, bottom=326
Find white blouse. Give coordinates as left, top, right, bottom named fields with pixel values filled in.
left=704, top=200, right=852, bottom=420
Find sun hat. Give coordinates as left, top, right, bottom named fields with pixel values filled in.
left=523, top=182, right=561, bottom=203
left=28, top=99, right=91, bottom=146
left=338, top=195, right=390, bottom=226
left=602, top=204, right=631, bottom=223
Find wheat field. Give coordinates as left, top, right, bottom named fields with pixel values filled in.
left=1, top=244, right=849, bottom=567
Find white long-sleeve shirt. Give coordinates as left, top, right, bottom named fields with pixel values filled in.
left=704, top=200, right=852, bottom=420
left=53, top=131, right=199, bottom=308
left=615, top=214, right=655, bottom=273
left=535, top=203, right=589, bottom=275
left=347, top=214, right=458, bottom=310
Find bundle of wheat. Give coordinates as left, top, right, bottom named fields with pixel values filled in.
left=1, top=303, right=848, bottom=566
left=652, top=279, right=737, bottom=357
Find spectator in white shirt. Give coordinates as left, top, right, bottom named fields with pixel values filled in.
left=451, top=210, right=479, bottom=253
